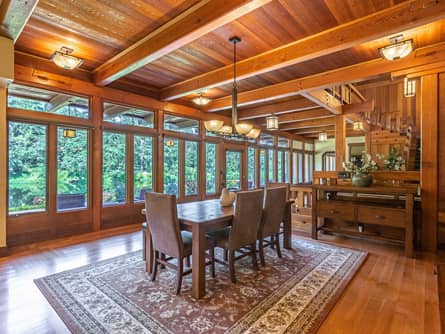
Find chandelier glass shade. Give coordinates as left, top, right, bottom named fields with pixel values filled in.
left=192, top=92, right=211, bottom=106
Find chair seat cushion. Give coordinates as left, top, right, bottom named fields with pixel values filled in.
left=206, top=227, right=231, bottom=248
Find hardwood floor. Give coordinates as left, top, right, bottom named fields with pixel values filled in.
left=0, top=224, right=440, bottom=334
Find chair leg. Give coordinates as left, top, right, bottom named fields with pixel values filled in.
left=185, top=255, right=191, bottom=267
left=270, top=235, right=275, bottom=249
left=259, top=238, right=266, bottom=266
left=151, top=251, right=159, bottom=281
left=275, top=233, right=282, bottom=258
left=209, top=247, right=215, bottom=278
left=176, top=258, right=184, bottom=295
left=228, top=250, right=236, bottom=283
left=160, top=253, right=166, bottom=269
left=223, top=249, right=228, bottom=261
left=251, top=243, right=258, bottom=271
left=142, top=229, right=146, bottom=261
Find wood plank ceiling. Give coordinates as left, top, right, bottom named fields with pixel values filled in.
left=10, top=0, right=445, bottom=138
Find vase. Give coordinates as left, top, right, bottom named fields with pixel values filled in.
left=352, top=173, right=373, bottom=187
left=220, top=188, right=236, bottom=206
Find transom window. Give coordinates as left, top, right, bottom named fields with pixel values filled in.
left=103, top=102, right=154, bottom=128
left=164, top=114, right=199, bottom=134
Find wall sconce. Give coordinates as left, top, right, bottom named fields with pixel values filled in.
left=353, top=121, right=364, bottom=131
left=404, top=77, right=416, bottom=97
left=166, top=139, right=175, bottom=147
left=63, top=128, right=77, bottom=138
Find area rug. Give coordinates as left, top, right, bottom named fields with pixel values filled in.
left=35, top=238, right=366, bottom=334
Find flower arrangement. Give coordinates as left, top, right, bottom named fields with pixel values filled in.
left=376, top=147, right=405, bottom=171
left=342, top=152, right=378, bottom=175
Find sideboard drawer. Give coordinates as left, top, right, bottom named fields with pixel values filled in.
left=357, top=206, right=405, bottom=228
left=318, top=201, right=355, bottom=221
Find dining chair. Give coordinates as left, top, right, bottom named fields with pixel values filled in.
left=144, top=192, right=215, bottom=295
left=258, top=186, right=288, bottom=266
left=206, top=189, right=264, bottom=283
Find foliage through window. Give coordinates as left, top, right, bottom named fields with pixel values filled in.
left=134, top=136, right=153, bottom=201
left=248, top=147, right=255, bottom=189
left=226, top=151, right=241, bottom=191
left=57, top=127, right=88, bottom=211
left=103, top=102, right=154, bottom=128
left=185, top=141, right=198, bottom=196
left=205, top=143, right=217, bottom=194
left=8, top=122, right=47, bottom=214
left=164, top=138, right=179, bottom=196
left=102, top=132, right=126, bottom=205
left=8, top=84, right=89, bottom=119
left=259, top=149, right=266, bottom=187
left=268, top=149, right=275, bottom=182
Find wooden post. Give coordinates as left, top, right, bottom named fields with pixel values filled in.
left=420, top=74, right=438, bottom=252
left=91, top=96, right=103, bottom=231
left=335, top=115, right=346, bottom=169
left=0, top=87, right=7, bottom=253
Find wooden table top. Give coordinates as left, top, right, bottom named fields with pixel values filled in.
left=141, top=199, right=234, bottom=225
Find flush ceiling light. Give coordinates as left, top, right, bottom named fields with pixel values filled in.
left=266, top=114, right=279, bottom=130
left=404, top=77, right=416, bottom=97
left=318, top=132, right=328, bottom=141
left=203, top=37, right=260, bottom=140
left=378, top=35, right=413, bottom=61
left=51, top=47, right=83, bottom=70
left=192, top=92, right=211, bottom=106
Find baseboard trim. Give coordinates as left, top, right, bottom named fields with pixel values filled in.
left=0, top=246, right=8, bottom=257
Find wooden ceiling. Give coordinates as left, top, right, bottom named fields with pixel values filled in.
left=5, top=0, right=445, bottom=138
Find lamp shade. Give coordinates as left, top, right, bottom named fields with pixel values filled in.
left=220, top=125, right=233, bottom=134
left=318, top=132, right=328, bottom=141
left=235, top=122, right=253, bottom=135
left=266, top=115, right=279, bottom=130
left=192, top=95, right=211, bottom=106
left=246, top=128, right=261, bottom=139
left=204, top=120, right=224, bottom=132
left=379, top=38, right=413, bottom=61
left=51, top=50, right=83, bottom=70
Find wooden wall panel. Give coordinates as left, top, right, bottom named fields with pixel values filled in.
left=335, top=116, right=346, bottom=169
left=438, top=73, right=445, bottom=246
left=420, top=74, right=438, bottom=252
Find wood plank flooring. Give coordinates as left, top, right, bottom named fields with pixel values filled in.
left=0, top=224, right=440, bottom=334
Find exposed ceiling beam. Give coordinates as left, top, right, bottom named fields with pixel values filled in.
left=278, top=117, right=335, bottom=131
left=391, top=60, right=445, bottom=78
left=0, top=0, right=38, bottom=41
left=300, top=90, right=343, bottom=115
left=293, top=126, right=335, bottom=135
left=273, top=108, right=333, bottom=124
left=234, top=98, right=318, bottom=119
left=343, top=100, right=374, bottom=115
left=94, top=0, right=271, bottom=86
left=161, top=0, right=445, bottom=100
left=206, top=42, right=445, bottom=109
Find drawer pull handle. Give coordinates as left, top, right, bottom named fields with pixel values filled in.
left=375, top=215, right=385, bottom=220
left=329, top=209, right=338, bottom=214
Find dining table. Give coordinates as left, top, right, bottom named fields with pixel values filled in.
left=141, top=198, right=293, bottom=299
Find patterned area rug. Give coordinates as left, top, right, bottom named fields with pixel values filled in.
left=35, top=238, right=366, bottom=334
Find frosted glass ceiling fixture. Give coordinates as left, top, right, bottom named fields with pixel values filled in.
left=203, top=37, right=260, bottom=140
left=192, top=92, right=211, bottom=106
left=51, top=47, right=83, bottom=70
left=378, top=35, right=413, bottom=61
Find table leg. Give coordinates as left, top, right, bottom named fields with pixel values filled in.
left=405, top=193, right=414, bottom=258
left=312, top=190, right=318, bottom=240
left=283, top=201, right=292, bottom=249
left=192, top=223, right=206, bottom=299
left=145, top=225, right=154, bottom=274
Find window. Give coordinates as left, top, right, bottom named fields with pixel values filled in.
left=164, top=138, right=179, bottom=195
left=226, top=151, right=241, bottom=191
left=259, top=149, right=266, bottom=187
left=102, top=132, right=126, bottom=205
left=293, top=140, right=303, bottom=150
left=278, top=137, right=290, bottom=148
left=268, top=149, right=275, bottom=182
left=322, top=152, right=336, bottom=171
left=164, top=114, right=199, bottom=134
left=292, top=152, right=298, bottom=184
left=284, top=151, right=289, bottom=182
left=57, top=127, right=88, bottom=210
left=304, top=142, right=314, bottom=151
left=8, top=84, right=89, bottom=119
left=259, top=133, right=274, bottom=146
left=205, top=143, right=217, bottom=194
left=104, top=102, right=154, bottom=128
left=248, top=147, right=256, bottom=189
left=305, top=153, right=313, bottom=182
left=185, top=141, right=199, bottom=196
left=134, top=136, right=153, bottom=201
left=298, top=152, right=303, bottom=183
left=8, top=122, right=47, bottom=214
left=277, top=151, right=283, bottom=182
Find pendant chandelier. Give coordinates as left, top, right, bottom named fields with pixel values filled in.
left=204, top=37, right=260, bottom=140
